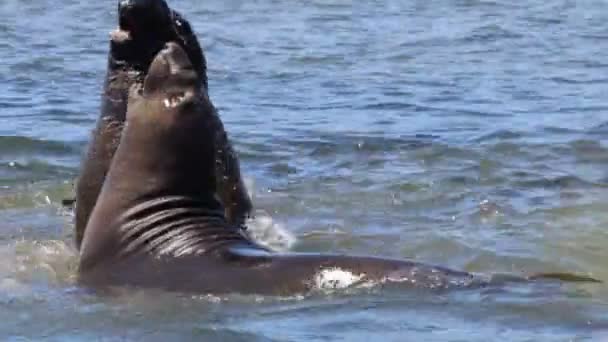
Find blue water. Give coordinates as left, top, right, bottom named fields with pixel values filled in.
left=1, top=0, right=608, bottom=340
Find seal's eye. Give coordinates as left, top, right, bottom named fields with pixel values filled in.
left=163, top=92, right=189, bottom=108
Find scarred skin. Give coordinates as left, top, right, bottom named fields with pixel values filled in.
left=74, top=0, right=251, bottom=250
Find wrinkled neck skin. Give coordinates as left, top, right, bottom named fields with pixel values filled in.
left=75, top=11, right=209, bottom=250
left=79, top=98, right=251, bottom=271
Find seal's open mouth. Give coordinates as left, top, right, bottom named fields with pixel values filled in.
left=114, top=0, right=173, bottom=41
left=110, top=0, right=183, bottom=69
left=163, top=93, right=190, bottom=108
left=108, top=0, right=207, bottom=89
left=118, top=9, right=138, bottom=37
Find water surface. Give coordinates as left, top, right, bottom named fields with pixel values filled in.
left=1, top=0, right=608, bottom=340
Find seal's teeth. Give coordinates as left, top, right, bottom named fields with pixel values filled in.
left=163, top=93, right=186, bottom=108
left=171, top=94, right=183, bottom=106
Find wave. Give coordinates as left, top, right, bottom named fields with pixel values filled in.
left=0, top=136, right=76, bottom=156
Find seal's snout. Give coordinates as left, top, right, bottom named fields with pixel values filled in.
left=159, top=42, right=194, bottom=74
left=118, top=0, right=171, bottom=35
left=143, top=42, right=198, bottom=99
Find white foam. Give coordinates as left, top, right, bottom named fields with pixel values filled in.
left=241, top=177, right=296, bottom=251
left=243, top=177, right=255, bottom=200
left=0, top=277, right=30, bottom=298
left=0, top=240, right=77, bottom=286
left=313, top=267, right=367, bottom=290
left=246, top=210, right=296, bottom=252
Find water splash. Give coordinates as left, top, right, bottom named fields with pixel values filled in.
left=313, top=267, right=367, bottom=290
left=0, top=239, right=77, bottom=300
left=246, top=209, right=296, bottom=252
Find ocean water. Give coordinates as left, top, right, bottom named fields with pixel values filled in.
left=1, top=0, right=608, bottom=340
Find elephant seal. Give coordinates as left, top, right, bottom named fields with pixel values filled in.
left=74, top=0, right=252, bottom=250
left=78, top=43, right=497, bottom=295
left=79, top=43, right=600, bottom=294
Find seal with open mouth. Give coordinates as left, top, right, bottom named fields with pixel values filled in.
left=74, top=0, right=252, bottom=250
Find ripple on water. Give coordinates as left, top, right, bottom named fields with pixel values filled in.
left=0, top=136, right=75, bottom=156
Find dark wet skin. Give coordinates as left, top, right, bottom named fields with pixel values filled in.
left=78, top=43, right=599, bottom=296
left=74, top=0, right=252, bottom=250
left=110, top=0, right=206, bottom=85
